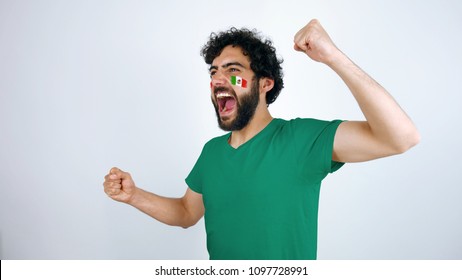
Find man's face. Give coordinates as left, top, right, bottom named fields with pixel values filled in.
left=209, top=45, right=260, bottom=131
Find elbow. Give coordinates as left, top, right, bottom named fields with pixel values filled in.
left=180, top=219, right=198, bottom=229
left=392, top=129, right=421, bottom=154
left=181, top=221, right=192, bottom=229
left=179, top=215, right=201, bottom=229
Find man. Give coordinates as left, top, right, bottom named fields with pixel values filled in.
left=103, top=19, right=420, bottom=260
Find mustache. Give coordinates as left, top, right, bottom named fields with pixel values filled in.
left=213, top=86, right=236, bottom=97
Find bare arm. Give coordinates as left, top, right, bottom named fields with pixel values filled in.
left=294, top=19, right=420, bottom=162
left=103, top=167, right=204, bottom=228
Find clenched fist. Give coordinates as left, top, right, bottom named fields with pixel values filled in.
left=293, top=19, right=341, bottom=65
left=103, top=167, right=137, bottom=203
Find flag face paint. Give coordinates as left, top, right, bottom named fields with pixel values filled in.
left=230, top=76, right=247, bottom=88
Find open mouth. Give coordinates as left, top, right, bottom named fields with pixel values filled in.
left=216, top=91, right=237, bottom=116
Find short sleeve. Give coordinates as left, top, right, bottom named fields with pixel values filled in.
left=185, top=145, right=207, bottom=194
left=314, top=119, right=345, bottom=174
left=288, top=118, right=345, bottom=179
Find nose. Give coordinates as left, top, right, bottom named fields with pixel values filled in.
left=211, top=70, right=228, bottom=88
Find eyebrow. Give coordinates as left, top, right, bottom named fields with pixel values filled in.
left=209, top=62, right=246, bottom=72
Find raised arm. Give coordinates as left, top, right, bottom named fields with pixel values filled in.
left=294, top=19, right=420, bottom=162
left=103, top=167, right=204, bottom=228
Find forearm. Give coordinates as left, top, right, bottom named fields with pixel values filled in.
left=327, top=51, right=420, bottom=152
left=127, top=188, right=194, bottom=228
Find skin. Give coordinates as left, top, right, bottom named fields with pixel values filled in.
left=103, top=19, right=420, bottom=228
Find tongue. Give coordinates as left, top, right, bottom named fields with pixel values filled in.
left=224, top=98, right=236, bottom=111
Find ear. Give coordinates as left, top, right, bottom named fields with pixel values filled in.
left=259, top=77, right=274, bottom=95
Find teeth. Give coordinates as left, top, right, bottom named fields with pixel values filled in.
left=216, top=92, right=233, bottom=99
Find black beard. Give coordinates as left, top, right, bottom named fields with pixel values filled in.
left=213, top=81, right=260, bottom=131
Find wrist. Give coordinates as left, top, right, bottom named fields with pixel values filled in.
left=125, top=186, right=142, bottom=206
left=324, top=48, right=348, bottom=68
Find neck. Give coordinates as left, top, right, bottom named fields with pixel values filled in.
left=229, top=107, right=273, bottom=149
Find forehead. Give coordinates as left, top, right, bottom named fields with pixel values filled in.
left=211, top=45, right=250, bottom=67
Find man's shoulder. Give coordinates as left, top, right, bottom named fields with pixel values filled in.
left=274, top=117, right=344, bottom=141
left=277, top=117, right=339, bottom=129
left=284, top=117, right=332, bottom=124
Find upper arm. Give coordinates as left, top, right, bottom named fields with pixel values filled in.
left=333, top=121, right=400, bottom=163
left=180, top=188, right=205, bottom=228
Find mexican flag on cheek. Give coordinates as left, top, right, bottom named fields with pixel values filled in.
left=230, top=76, right=247, bottom=88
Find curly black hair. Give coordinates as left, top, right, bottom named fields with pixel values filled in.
left=200, top=27, right=284, bottom=105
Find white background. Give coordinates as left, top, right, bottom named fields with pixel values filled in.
left=1, top=0, right=461, bottom=259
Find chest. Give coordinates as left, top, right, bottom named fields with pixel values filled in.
left=200, top=144, right=309, bottom=212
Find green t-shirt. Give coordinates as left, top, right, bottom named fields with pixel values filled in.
left=185, top=118, right=344, bottom=260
